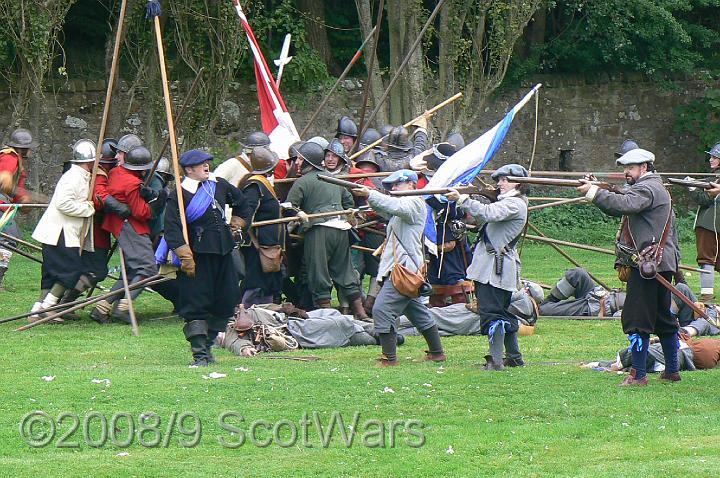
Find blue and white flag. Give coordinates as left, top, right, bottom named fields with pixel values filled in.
left=423, top=84, right=541, bottom=254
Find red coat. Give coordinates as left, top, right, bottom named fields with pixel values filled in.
left=102, top=167, right=151, bottom=237
left=92, top=169, right=112, bottom=249
left=349, top=166, right=376, bottom=188
left=273, top=158, right=288, bottom=179
left=0, top=148, right=28, bottom=203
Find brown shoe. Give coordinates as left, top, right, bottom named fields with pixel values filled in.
left=619, top=368, right=648, bottom=386
left=363, top=295, right=376, bottom=316
left=424, top=351, right=447, bottom=362
left=376, top=354, right=399, bottom=367
left=659, top=371, right=681, bottom=382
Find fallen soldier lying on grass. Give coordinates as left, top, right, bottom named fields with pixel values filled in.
left=582, top=332, right=720, bottom=373
left=216, top=303, right=403, bottom=356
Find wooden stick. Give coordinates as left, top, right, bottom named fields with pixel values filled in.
left=82, top=0, right=128, bottom=252
left=351, top=92, right=462, bottom=161
left=0, top=230, right=42, bottom=252
left=527, top=223, right=611, bottom=290
left=153, top=15, right=190, bottom=246
left=524, top=232, right=708, bottom=274
left=12, top=275, right=167, bottom=330
left=143, top=67, right=205, bottom=186
left=118, top=248, right=140, bottom=336
left=354, top=0, right=384, bottom=152
left=528, top=197, right=587, bottom=211
left=299, top=26, right=377, bottom=138
left=0, top=203, right=48, bottom=209
left=356, top=0, right=448, bottom=142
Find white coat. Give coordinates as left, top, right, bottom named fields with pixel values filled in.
left=32, top=164, right=94, bottom=251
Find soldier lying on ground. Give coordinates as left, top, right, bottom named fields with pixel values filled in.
left=582, top=331, right=720, bottom=373
left=217, top=303, right=404, bottom=357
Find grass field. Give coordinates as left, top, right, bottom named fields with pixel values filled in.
left=1, top=242, right=719, bottom=477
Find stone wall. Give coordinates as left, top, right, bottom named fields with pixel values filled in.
left=0, top=73, right=715, bottom=194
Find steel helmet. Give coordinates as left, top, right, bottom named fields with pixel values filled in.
left=250, top=146, right=280, bottom=174
left=111, top=134, right=142, bottom=154
left=336, top=116, right=358, bottom=138
left=71, top=139, right=97, bottom=163
left=122, top=146, right=153, bottom=171
left=5, top=128, right=38, bottom=149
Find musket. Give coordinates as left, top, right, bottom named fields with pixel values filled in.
left=251, top=207, right=368, bottom=228
left=388, top=185, right=494, bottom=197
left=317, top=174, right=371, bottom=190
left=654, top=273, right=712, bottom=322
left=666, top=178, right=715, bottom=190
left=506, top=176, right=615, bottom=189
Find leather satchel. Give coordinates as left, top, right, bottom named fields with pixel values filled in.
left=389, top=232, right=427, bottom=298
left=249, top=228, right=283, bottom=273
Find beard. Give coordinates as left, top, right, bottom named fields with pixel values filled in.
left=625, top=175, right=636, bottom=185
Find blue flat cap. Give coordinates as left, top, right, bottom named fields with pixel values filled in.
left=180, top=149, right=213, bottom=167
left=491, top=163, right=529, bottom=180
left=381, top=169, right=418, bottom=186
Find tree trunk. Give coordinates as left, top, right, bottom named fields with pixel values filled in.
left=386, top=0, right=405, bottom=124
left=296, top=0, right=337, bottom=74
left=354, top=0, right=387, bottom=126
left=402, top=0, right=425, bottom=121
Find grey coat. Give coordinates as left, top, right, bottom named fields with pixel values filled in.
left=689, top=177, right=720, bottom=232
left=375, top=130, right=428, bottom=172
left=460, top=193, right=528, bottom=291
left=367, top=190, right=426, bottom=280
left=593, top=173, right=679, bottom=273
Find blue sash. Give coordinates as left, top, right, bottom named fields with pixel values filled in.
left=155, top=180, right=216, bottom=266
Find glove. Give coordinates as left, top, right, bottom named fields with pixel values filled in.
left=409, top=152, right=429, bottom=171
left=0, top=171, right=14, bottom=195
left=139, top=185, right=159, bottom=202
left=175, top=244, right=196, bottom=278
left=409, top=114, right=429, bottom=130
left=148, top=188, right=168, bottom=214
left=103, top=195, right=131, bottom=219
left=230, top=216, right=246, bottom=231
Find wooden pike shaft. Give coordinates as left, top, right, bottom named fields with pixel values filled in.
left=144, top=67, right=205, bottom=186
left=300, top=26, right=377, bottom=138
left=0, top=230, right=42, bottom=252
left=356, top=0, right=448, bottom=143
left=525, top=233, right=709, bottom=274
left=351, top=91, right=462, bottom=161
left=82, top=0, right=128, bottom=252
left=0, top=241, right=42, bottom=264
left=355, top=0, right=384, bottom=151
left=0, top=203, right=48, bottom=208
left=12, top=275, right=167, bottom=329
left=527, top=223, right=611, bottom=290
left=154, top=16, right=190, bottom=246
left=119, top=248, right=140, bottom=336
left=527, top=197, right=587, bottom=211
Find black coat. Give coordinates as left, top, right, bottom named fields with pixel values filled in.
left=242, top=179, right=282, bottom=246
left=165, top=177, right=250, bottom=255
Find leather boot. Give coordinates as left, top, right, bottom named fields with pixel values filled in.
left=206, top=331, right=218, bottom=364
left=184, top=320, right=209, bottom=367
left=314, top=298, right=332, bottom=309
left=350, top=296, right=369, bottom=321
left=91, top=299, right=112, bottom=324
left=503, top=332, right=524, bottom=367
left=619, top=368, right=648, bottom=386
left=340, top=306, right=351, bottom=315
left=481, top=354, right=505, bottom=371
left=659, top=371, right=681, bottom=382
left=363, top=295, right=376, bottom=316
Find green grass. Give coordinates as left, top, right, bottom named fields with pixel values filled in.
left=1, top=242, right=719, bottom=477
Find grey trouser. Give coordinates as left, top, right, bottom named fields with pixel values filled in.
left=108, top=221, right=158, bottom=300
left=372, top=279, right=435, bottom=334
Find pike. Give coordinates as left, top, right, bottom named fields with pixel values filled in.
left=7, top=275, right=168, bottom=328
left=0, top=203, right=48, bottom=209
left=350, top=92, right=462, bottom=161
left=118, top=248, right=140, bottom=336
left=356, top=0, right=448, bottom=142
left=527, top=197, right=588, bottom=211
left=0, top=230, right=42, bottom=252
left=0, top=240, right=42, bottom=264
left=143, top=66, right=205, bottom=185
left=299, top=26, right=377, bottom=138
left=273, top=33, right=293, bottom=86
left=354, top=0, right=385, bottom=152
left=524, top=233, right=710, bottom=275
left=81, top=0, right=129, bottom=252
